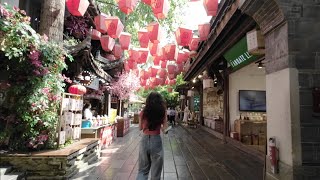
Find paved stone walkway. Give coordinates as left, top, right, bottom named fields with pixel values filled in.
left=72, top=125, right=263, bottom=180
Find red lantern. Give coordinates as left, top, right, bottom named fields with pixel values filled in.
left=150, top=67, right=158, bottom=77
left=168, top=73, right=175, bottom=80
left=167, top=64, right=176, bottom=74
left=198, top=23, right=210, bottom=41
left=175, top=27, right=193, bottom=46
left=175, top=51, right=188, bottom=64
left=113, top=44, right=123, bottom=58
left=66, top=0, right=90, bottom=17
left=189, top=37, right=200, bottom=51
left=101, top=35, right=115, bottom=51
left=119, top=32, right=131, bottom=50
left=167, top=87, right=172, bottom=92
left=118, top=0, right=138, bottom=15
left=169, top=79, right=176, bottom=85
left=138, top=30, right=149, bottom=48
left=140, top=70, right=150, bottom=80
left=91, top=29, right=101, bottom=40
left=138, top=49, right=149, bottom=64
left=165, top=78, right=170, bottom=85
left=128, top=49, right=140, bottom=62
left=105, top=16, right=124, bottom=38
left=163, top=44, right=177, bottom=60
left=151, top=0, right=170, bottom=19
left=68, top=84, right=87, bottom=95
left=177, top=63, right=184, bottom=73
left=124, top=61, right=130, bottom=72
left=160, top=61, right=167, bottom=68
left=149, top=42, right=160, bottom=56
left=203, top=0, right=218, bottom=16
left=140, top=79, right=147, bottom=86
left=142, top=0, right=152, bottom=5
left=128, top=59, right=137, bottom=69
left=147, top=22, right=162, bottom=43
left=153, top=55, right=162, bottom=66
left=104, top=53, right=116, bottom=61
left=94, top=13, right=108, bottom=33
left=158, top=68, right=167, bottom=78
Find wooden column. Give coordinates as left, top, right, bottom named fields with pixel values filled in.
left=223, top=70, right=230, bottom=143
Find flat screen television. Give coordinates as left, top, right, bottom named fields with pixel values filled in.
left=239, top=90, right=266, bottom=112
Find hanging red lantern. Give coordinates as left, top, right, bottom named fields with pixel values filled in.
left=147, top=22, right=162, bottom=43
left=163, top=44, right=177, bottom=60
left=118, top=0, right=138, bottom=15
left=165, top=78, right=170, bottom=85
left=158, top=68, right=167, bottom=78
left=128, top=49, right=140, bottom=62
left=151, top=0, right=170, bottom=19
left=138, top=49, right=149, bottom=64
left=128, top=59, right=137, bottom=69
left=189, top=37, right=200, bottom=51
left=177, top=63, right=184, bottom=73
left=160, top=61, right=167, bottom=68
left=175, top=27, right=193, bottom=47
left=94, top=13, right=108, bottom=33
left=175, top=51, right=188, bottom=64
left=198, top=23, right=210, bottom=41
left=153, top=55, right=162, bottom=66
left=150, top=67, right=158, bottom=77
left=140, top=79, right=147, bottom=86
left=68, top=84, right=87, bottom=95
left=104, top=53, right=116, bottom=61
left=105, top=16, right=124, bottom=38
left=140, top=70, right=150, bottom=80
left=124, top=61, right=130, bottom=72
left=169, top=79, right=176, bottom=85
left=119, top=32, right=131, bottom=50
left=167, top=64, right=176, bottom=74
left=142, top=0, right=152, bottom=5
left=101, top=35, right=115, bottom=52
left=138, top=30, right=149, bottom=48
left=149, top=42, right=160, bottom=56
left=167, top=87, right=172, bottom=92
left=91, top=29, right=101, bottom=40
left=66, top=0, right=90, bottom=17
left=203, top=0, right=218, bottom=16
left=168, top=73, right=175, bottom=80
left=113, top=44, right=123, bottom=58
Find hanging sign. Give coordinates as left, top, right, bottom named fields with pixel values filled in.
left=223, top=37, right=258, bottom=70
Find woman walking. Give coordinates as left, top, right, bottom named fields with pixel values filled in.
left=137, top=92, right=168, bottom=180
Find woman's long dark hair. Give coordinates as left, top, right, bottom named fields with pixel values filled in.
left=142, top=92, right=166, bottom=131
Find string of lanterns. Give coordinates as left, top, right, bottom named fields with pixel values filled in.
left=65, top=0, right=219, bottom=91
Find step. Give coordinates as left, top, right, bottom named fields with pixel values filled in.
left=0, top=172, right=25, bottom=180
left=0, top=166, right=13, bottom=175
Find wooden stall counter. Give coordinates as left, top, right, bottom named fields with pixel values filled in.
left=81, top=124, right=117, bottom=148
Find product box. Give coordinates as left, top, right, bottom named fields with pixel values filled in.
left=64, top=112, right=74, bottom=125
left=59, top=131, right=66, bottom=144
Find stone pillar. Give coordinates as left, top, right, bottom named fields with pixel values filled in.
left=241, top=0, right=320, bottom=179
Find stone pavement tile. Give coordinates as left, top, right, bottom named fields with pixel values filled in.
left=213, top=165, right=236, bottom=180
left=163, top=172, right=178, bottom=180
left=176, top=165, right=191, bottom=178
left=109, top=160, right=126, bottom=168
left=164, top=162, right=176, bottom=173
left=132, top=163, right=139, bottom=173
left=102, top=168, right=120, bottom=179
left=119, top=164, right=134, bottom=173
left=128, top=173, right=137, bottom=180
left=90, top=165, right=110, bottom=176
left=112, top=172, right=131, bottom=180
left=173, top=156, right=186, bottom=166
left=200, top=165, right=221, bottom=180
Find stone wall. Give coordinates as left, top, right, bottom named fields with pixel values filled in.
left=0, top=140, right=100, bottom=179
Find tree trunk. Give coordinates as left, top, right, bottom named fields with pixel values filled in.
left=39, top=0, right=65, bottom=43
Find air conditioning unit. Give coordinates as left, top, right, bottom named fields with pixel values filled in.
left=246, top=29, right=265, bottom=55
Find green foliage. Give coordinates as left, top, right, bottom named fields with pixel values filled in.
left=0, top=3, right=71, bottom=151
left=97, top=0, right=188, bottom=46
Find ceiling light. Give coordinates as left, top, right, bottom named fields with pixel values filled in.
left=198, top=75, right=203, bottom=79
left=258, top=62, right=263, bottom=69
left=192, top=79, right=196, bottom=83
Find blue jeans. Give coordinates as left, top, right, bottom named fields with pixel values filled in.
left=137, top=134, right=163, bottom=180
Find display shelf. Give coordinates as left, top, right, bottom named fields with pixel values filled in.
left=57, top=93, right=83, bottom=147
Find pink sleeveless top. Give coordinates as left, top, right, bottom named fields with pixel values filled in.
left=140, top=111, right=163, bottom=135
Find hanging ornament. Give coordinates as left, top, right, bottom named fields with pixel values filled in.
left=140, top=70, right=150, bottom=80
left=105, top=16, right=124, bottom=38
left=160, top=60, right=167, bottom=68
left=118, top=0, right=138, bottom=15
left=150, top=67, right=159, bottom=77
left=119, top=32, right=131, bottom=50
left=101, top=35, right=115, bottom=52
left=157, top=68, right=167, bottom=79
left=66, top=0, right=90, bottom=17
left=128, top=59, right=137, bottom=69
left=147, top=22, right=162, bottom=43
left=91, top=29, right=101, bottom=40
left=189, top=37, right=200, bottom=51
left=198, top=23, right=210, bottom=41
left=151, top=0, right=170, bottom=19
left=138, top=49, right=149, bottom=64
left=175, top=27, right=193, bottom=47
left=142, top=0, right=152, bottom=5
left=163, top=44, right=177, bottom=60
left=128, top=49, right=140, bottom=62
left=94, top=13, right=108, bottom=33
left=149, top=42, right=160, bottom=56
left=168, top=74, right=175, bottom=80
left=153, top=55, right=162, bottom=66
left=138, top=30, right=150, bottom=48
left=68, top=84, right=87, bottom=95
left=203, top=0, right=218, bottom=16
left=167, top=64, right=177, bottom=74
left=113, top=44, right=123, bottom=58
left=169, top=79, right=176, bottom=85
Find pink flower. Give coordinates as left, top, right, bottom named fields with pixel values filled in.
left=42, top=68, right=49, bottom=75
left=19, top=10, right=26, bottom=15
left=33, top=70, right=41, bottom=76
left=42, top=34, right=48, bottom=42
left=41, top=87, right=51, bottom=94
left=13, top=6, right=20, bottom=12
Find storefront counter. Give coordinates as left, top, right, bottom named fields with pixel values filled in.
left=81, top=124, right=117, bottom=148
left=117, top=118, right=130, bottom=137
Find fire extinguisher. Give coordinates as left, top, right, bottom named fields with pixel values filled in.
left=269, top=137, right=279, bottom=174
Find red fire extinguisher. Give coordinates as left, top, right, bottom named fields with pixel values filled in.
left=269, top=137, right=279, bottom=174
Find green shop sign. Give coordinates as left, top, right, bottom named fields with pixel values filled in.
left=223, top=37, right=258, bottom=70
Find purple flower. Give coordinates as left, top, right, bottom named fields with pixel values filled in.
left=33, top=70, right=41, bottom=76
left=41, top=68, right=49, bottom=75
